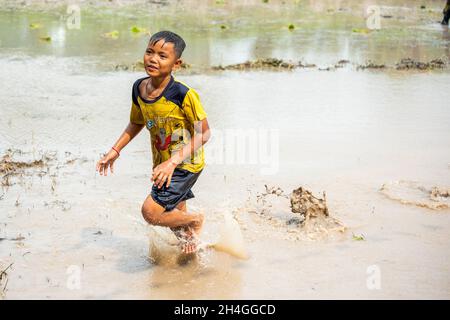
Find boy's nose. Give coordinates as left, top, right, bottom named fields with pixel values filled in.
left=149, top=55, right=158, bottom=64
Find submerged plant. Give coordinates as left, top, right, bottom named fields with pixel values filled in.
left=103, top=30, right=119, bottom=39
left=130, top=26, right=147, bottom=34
left=352, top=28, right=370, bottom=34
left=352, top=233, right=365, bottom=241
left=39, top=36, right=51, bottom=42
left=29, top=23, right=42, bottom=29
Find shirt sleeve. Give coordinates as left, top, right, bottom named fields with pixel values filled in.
left=129, top=82, right=145, bottom=125
left=182, top=88, right=208, bottom=123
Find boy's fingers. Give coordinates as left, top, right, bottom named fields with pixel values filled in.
left=166, top=173, right=172, bottom=188
left=157, top=176, right=164, bottom=188
left=154, top=171, right=163, bottom=184
left=110, top=161, right=114, bottom=174
left=96, top=160, right=103, bottom=172
left=98, top=160, right=107, bottom=175
left=151, top=170, right=158, bottom=182
left=158, top=175, right=168, bottom=189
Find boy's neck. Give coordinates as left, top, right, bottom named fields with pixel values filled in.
left=149, top=73, right=172, bottom=89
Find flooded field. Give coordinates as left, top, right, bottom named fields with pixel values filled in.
left=1, top=0, right=449, bottom=69
left=0, top=0, right=449, bottom=299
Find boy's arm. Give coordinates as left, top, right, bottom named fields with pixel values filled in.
left=112, top=121, right=145, bottom=153
left=151, top=118, right=211, bottom=188
left=96, top=121, right=145, bottom=176
left=171, top=118, right=211, bottom=165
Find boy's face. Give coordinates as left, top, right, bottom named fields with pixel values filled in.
left=144, top=39, right=182, bottom=78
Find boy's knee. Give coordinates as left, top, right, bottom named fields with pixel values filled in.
left=141, top=204, right=161, bottom=225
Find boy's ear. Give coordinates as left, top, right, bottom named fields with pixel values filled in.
left=173, top=58, right=183, bottom=71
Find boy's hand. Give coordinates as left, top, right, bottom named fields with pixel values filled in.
left=151, top=159, right=178, bottom=189
left=96, top=149, right=119, bottom=176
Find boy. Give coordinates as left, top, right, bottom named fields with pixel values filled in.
left=443, top=0, right=450, bottom=25
left=96, top=31, right=211, bottom=254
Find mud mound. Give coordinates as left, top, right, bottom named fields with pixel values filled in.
left=356, top=61, right=386, bottom=70
left=111, top=57, right=449, bottom=73
left=0, top=155, right=44, bottom=174
left=291, top=186, right=329, bottom=218
left=0, top=148, right=90, bottom=208
left=212, top=58, right=297, bottom=71
left=249, top=185, right=345, bottom=241
left=290, top=186, right=345, bottom=238
left=395, top=58, right=446, bottom=70
left=380, top=180, right=450, bottom=210
left=0, top=149, right=49, bottom=187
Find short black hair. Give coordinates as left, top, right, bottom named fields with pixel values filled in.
left=148, top=30, right=186, bottom=59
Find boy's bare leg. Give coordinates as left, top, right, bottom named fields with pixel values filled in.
left=171, top=201, right=204, bottom=234
left=170, top=201, right=187, bottom=237
left=142, top=196, right=204, bottom=253
left=170, top=201, right=205, bottom=253
left=170, top=201, right=188, bottom=240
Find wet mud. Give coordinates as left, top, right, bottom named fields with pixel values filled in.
left=395, top=58, right=447, bottom=70
left=244, top=185, right=346, bottom=242
left=0, top=262, right=13, bottom=298
left=212, top=58, right=298, bottom=71
left=380, top=180, right=450, bottom=210
left=114, top=57, right=449, bottom=73
left=0, top=149, right=89, bottom=190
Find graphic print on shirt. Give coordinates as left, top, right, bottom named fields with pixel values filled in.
left=155, top=128, right=172, bottom=151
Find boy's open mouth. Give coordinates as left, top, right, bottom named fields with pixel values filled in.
left=146, top=65, right=158, bottom=71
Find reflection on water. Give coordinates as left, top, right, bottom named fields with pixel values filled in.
left=0, top=0, right=449, bottom=68
left=146, top=252, right=242, bottom=299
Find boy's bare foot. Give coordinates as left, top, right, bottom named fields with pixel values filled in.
left=183, top=213, right=204, bottom=254
left=171, top=225, right=199, bottom=254
left=170, top=226, right=185, bottom=240
left=170, top=213, right=204, bottom=254
left=180, top=227, right=199, bottom=254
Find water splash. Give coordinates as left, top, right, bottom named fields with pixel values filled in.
left=208, top=212, right=248, bottom=260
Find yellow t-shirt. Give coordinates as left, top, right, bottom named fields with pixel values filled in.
left=129, top=75, right=207, bottom=173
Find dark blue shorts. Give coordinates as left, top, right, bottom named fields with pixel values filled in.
left=151, top=168, right=202, bottom=212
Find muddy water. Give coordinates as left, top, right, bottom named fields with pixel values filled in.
left=1, top=1, right=450, bottom=299
left=1, top=0, right=449, bottom=68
